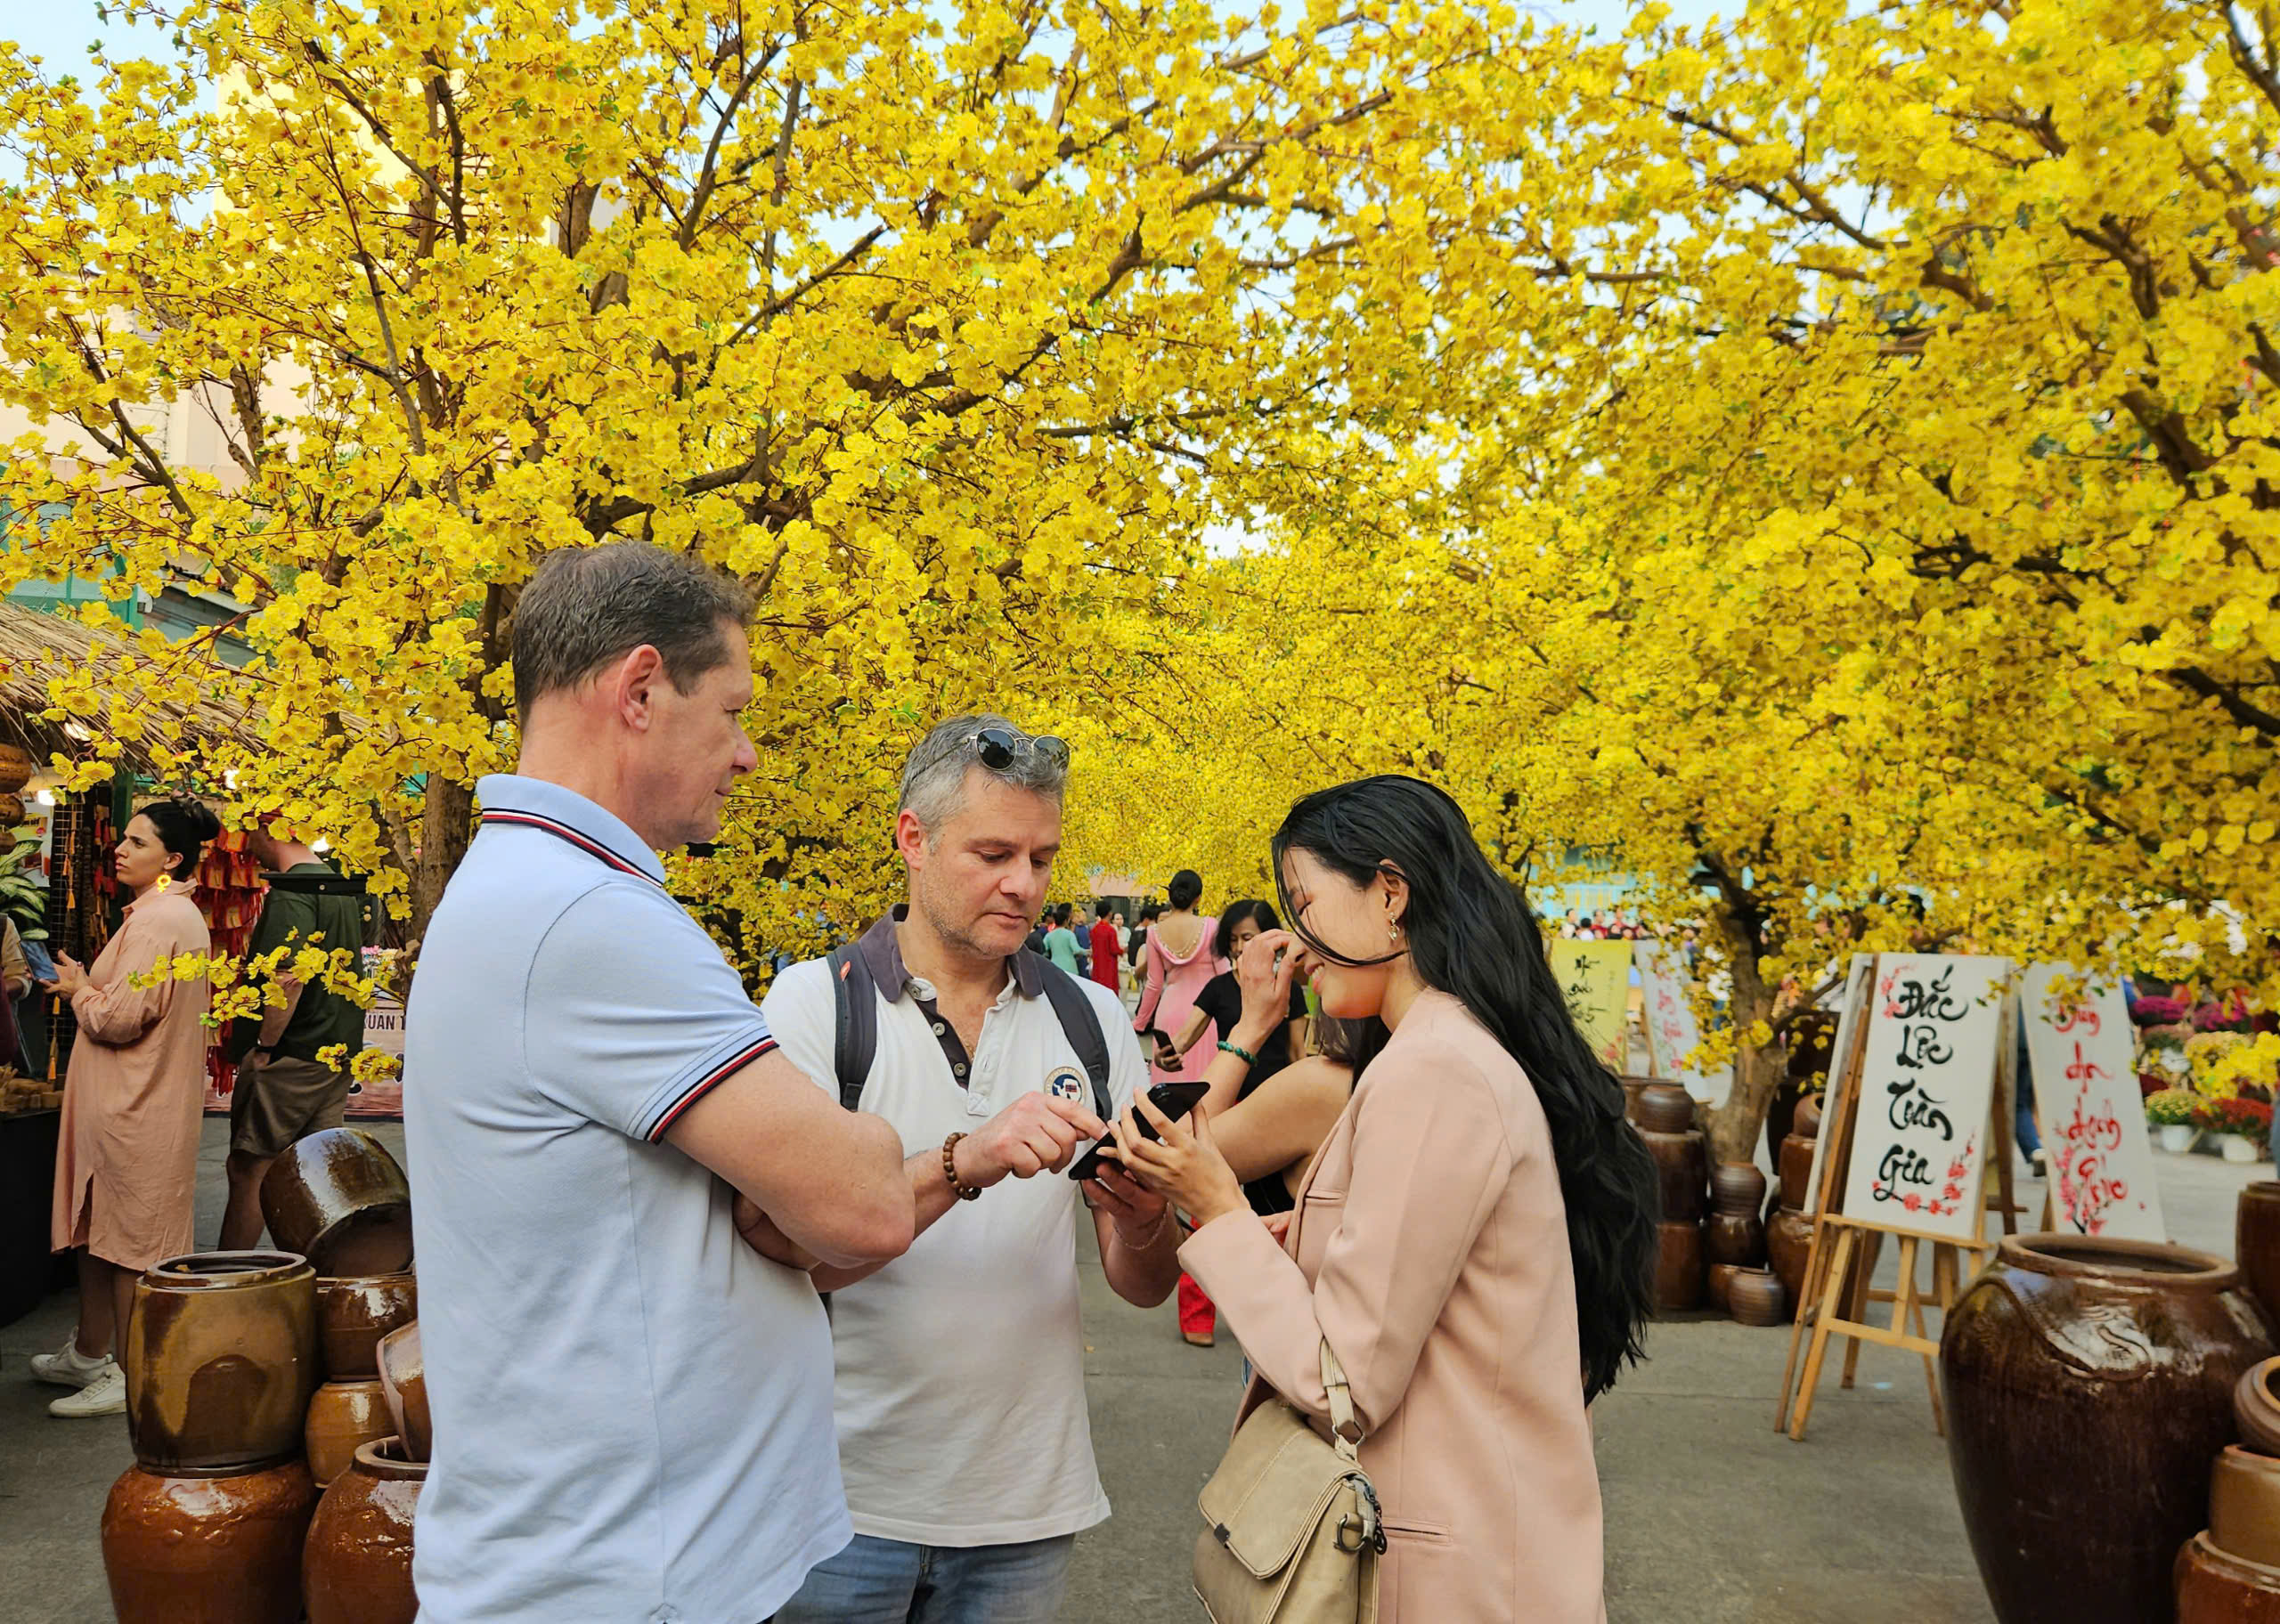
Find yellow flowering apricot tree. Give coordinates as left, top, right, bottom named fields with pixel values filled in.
left=0, top=0, right=1591, bottom=965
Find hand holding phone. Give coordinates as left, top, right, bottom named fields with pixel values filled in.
left=1068, top=1081, right=1210, bottom=1181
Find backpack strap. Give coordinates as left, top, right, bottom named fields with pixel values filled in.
left=826, top=943, right=877, bottom=1112
left=1037, top=960, right=1115, bottom=1122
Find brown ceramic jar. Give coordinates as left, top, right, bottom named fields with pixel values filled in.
left=102, top=1458, right=315, bottom=1624
left=126, top=1251, right=318, bottom=1474
left=315, top=1273, right=418, bottom=1382
left=1778, top=1134, right=1817, bottom=1213
left=304, top=1436, right=426, bottom=1624
left=1654, top=1221, right=1704, bottom=1312
left=1634, top=1084, right=1696, bottom=1135
left=376, top=1321, right=430, bottom=1462
left=261, top=1129, right=414, bottom=1277
left=306, top=1380, right=395, bottom=1490
left=1728, top=1269, right=1787, bottom=1327
left=1706, top=1212, right=1763, bottom=1270
left=2178, top=1531, right=2280, bottom=1622
left=1942, top=1236, right=2276, bottom=1624
left=1640, top=1127, right=1707, bottom=1224
left=1707, top=1262, right=1743, bottom=1312
left=1710, top=1162, right=1768, bottom=1216
left=1792, top=1092, right=1823, bottom=1141
left=2239, top=1358, right=2280, bottom=1458
left=2212, top=1446, right=2280, bottom=1568
left=2241, top=1184, right=2280, bottom=1331
left=1766, top=1207, right=1813, bottom=1311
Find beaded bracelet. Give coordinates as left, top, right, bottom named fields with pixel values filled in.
left=1217, top=1039, right=1257, bottom=1065
left=942, top=1132, right=982, bottom=1201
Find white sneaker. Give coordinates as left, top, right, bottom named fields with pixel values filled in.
left=28, top=1339, right=114, bottom=1389
left=48, top=1363, right=126, bottom=1417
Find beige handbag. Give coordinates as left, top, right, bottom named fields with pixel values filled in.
left=1193, top=1342, right=1383, bottom=1624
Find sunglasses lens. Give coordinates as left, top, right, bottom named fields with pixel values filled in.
left=973, top=729, right=1019, bottom=769
left=1032, top=735, right=1070, bottom=767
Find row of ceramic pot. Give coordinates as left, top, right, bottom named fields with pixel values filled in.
left=1942, top=1233, right=2276, bottom=1624
left=103, top=1435, right=425, bottom=1624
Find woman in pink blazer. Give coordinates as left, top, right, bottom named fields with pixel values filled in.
left=1116, top=776, right=1657, bottom=1623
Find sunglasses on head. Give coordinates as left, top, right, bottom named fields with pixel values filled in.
left=964, top=727, right=1071, bottom=771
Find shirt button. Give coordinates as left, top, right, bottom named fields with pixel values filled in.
left=932, top=1021, right=947, bottom=1035
left=954, top=1062, right=968, bottom=1077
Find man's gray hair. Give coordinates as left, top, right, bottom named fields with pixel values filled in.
left=899, top=713, right=1068, bottom=832
left=512, top=543, right=754, bottom=715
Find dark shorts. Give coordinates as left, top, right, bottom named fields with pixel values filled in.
left=230, top=1054, right=354, bottom=1158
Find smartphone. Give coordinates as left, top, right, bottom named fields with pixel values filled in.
left=1067, top=1081, right=1210, bottom=1181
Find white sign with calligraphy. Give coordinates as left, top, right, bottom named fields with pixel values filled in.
left=1549, top=940, right=1632, bottom=1073
left=2022, top=963, right=2162, bottom=1240
left=1633, top=942, right=1732, bottom=1106
left=1838, top=954, right=2009, bottom=1243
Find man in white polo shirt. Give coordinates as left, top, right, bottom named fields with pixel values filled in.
left=760, top=714, right=1183, bottom=1623
left=403, top=543, right=915, bottom=1623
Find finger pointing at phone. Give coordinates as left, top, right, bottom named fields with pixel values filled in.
left=1114, top=1095, right=1245, bottom=1228
left=965, top=1092, right=1109, bottom=1184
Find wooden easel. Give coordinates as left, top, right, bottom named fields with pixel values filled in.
left=1774, top=973, right=2018, bottom=1441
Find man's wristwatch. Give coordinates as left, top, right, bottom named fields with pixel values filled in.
left=942, top=1133, right=983, bottom=1202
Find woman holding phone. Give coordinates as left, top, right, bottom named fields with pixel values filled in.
left=1114, top=776, right=1657, bottom=1622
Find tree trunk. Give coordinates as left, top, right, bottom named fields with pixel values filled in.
left=406, top=773, right=476, bottom=958
left=1704, top=897, right=1784, bottom=1167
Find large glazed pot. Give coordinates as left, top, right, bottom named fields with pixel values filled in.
left=2242, top=1184, right=2280, bottom=1331
left=1792, top=1092, right=1824, bottom=1141
left=2178, top=1532, right=2280, bottom=1622
left=376, top=1321, right=430, bottom=1463
left=261, top=1130, right=414, bottom=1277
left=315, top=1273, right=418, bottom=1382
left=1766, top=1207, right=1813, bottom=1310
left=1640, top=1128, right=1707, bottom=1224
left=1942, top=1235, right=2275, bottom=1624
left=102, top=1458, right=315, bottom=1624
left=304, top=1436, right=426, bottom=1624
left=306, top=1380, right=394, bottom=1490
left=126, top=1251, right=318, bottom=1474
left=1654, top=1221, right=1704, bottom=1312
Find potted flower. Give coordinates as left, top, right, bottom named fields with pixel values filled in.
left=2211, top=1097, right=2274, bottom=1165
left=2146, top=1087, right=2202, bottom=1153
left=2132, top=994, right=2191, bottom=1028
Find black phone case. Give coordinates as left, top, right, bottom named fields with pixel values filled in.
left=1068, top=1081, right=1210, bottom=1180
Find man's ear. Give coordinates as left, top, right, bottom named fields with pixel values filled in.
left=607, top=645, right=669, bottom=732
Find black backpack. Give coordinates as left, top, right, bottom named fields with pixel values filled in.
left=823, top=944, right=1114, bottom=1122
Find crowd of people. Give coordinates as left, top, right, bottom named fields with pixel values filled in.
left=28, top=540, right=1667, bottom=1623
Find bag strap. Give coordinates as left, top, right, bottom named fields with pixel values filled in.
left=1037, top=960, right=1115, bottom=1123
left=1322, top=1341, right=1364, bottom=1466
left=826, top=943, right=877, bottom=1112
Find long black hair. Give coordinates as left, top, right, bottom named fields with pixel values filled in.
left=1214, top=898, right=1282, bottom=964
left=1271, top=775, right=1657, bottom=1401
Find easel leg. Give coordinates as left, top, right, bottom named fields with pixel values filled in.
left=1776, top=1224, right=1835, bottom=1432
left=1791, top=1227, right=1857, bottom=1442
left=1841, top=1230, right=1882, bottom=1390
left=1893, top=1238, right=1944, bottom=1436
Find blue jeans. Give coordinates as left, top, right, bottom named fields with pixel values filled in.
left=778, top=1533, right=1077, bottom=1624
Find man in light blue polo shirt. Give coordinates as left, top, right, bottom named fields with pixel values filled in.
left=403, top=543, right=915, bottom=1624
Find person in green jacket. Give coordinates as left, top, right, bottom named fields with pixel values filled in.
left=218, top=821, right=370, bottom=1249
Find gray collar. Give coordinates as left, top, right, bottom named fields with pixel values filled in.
left=856, top=905, right=1044, bottom=1002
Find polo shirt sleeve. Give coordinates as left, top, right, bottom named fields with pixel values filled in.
left=525, top=883, right=779, bottom=1144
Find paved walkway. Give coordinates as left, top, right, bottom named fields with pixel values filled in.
left=1, top=1121, right=2267, bottom=1623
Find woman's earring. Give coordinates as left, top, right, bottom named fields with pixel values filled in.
left=1388, top=922, right=1401, bottom=943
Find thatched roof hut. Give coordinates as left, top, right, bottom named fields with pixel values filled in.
left=0, top=597, right=260, bottom=781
